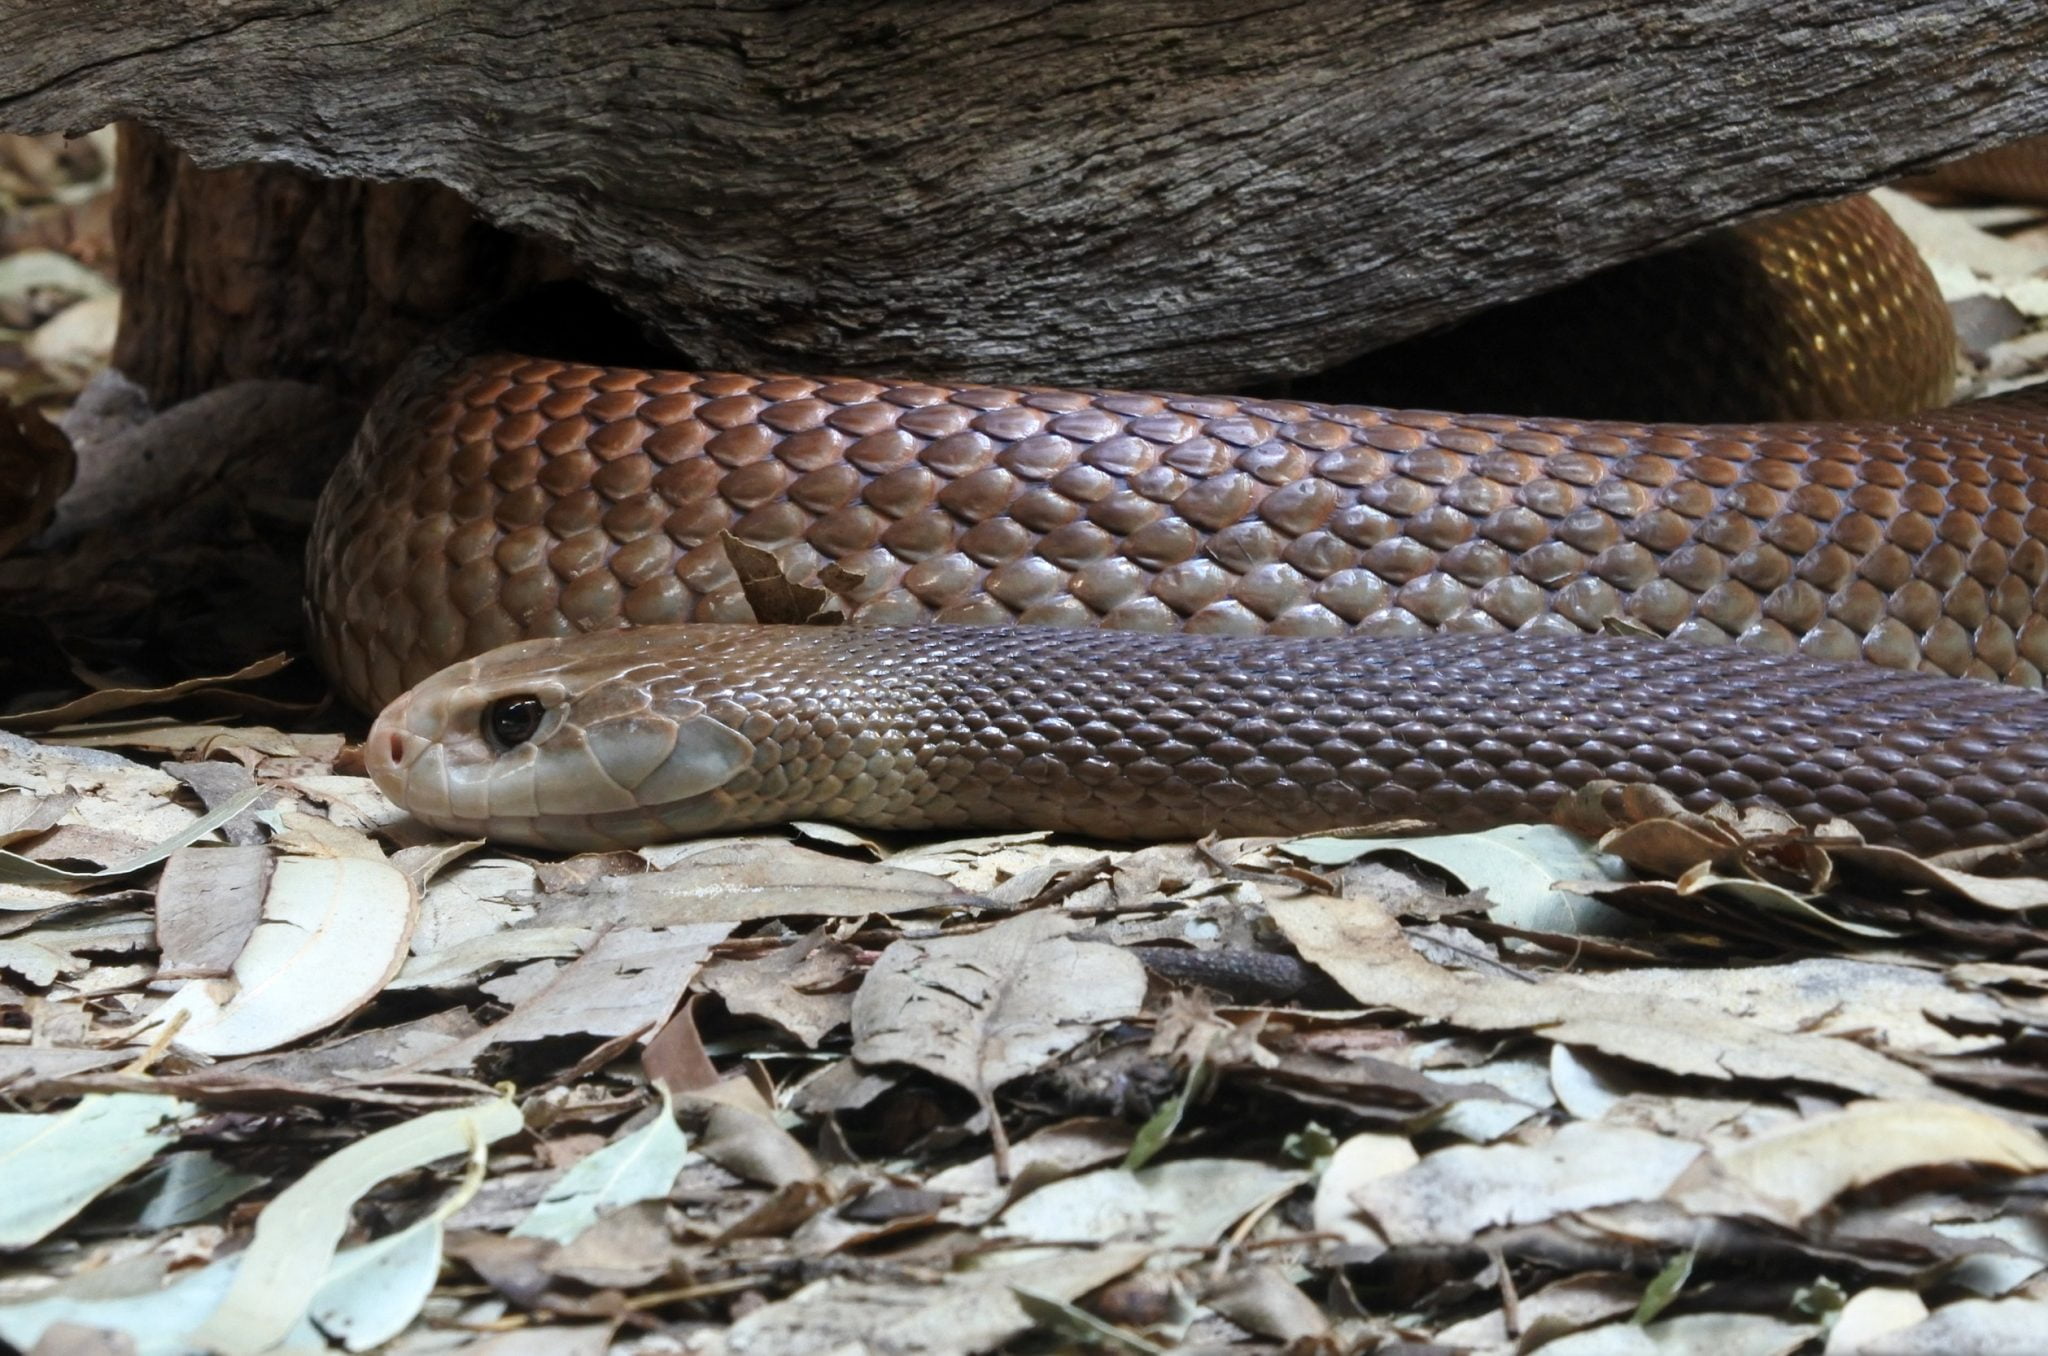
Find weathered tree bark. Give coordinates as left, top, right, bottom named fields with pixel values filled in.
left=112, top=125, right=568, bottom=405
left=7, top=1, right=2048, bottom=393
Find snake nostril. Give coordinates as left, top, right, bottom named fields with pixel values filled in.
left=385, top=732, right=407, bottom=768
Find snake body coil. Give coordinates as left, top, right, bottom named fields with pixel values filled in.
left=312, top=192, right=2048, bottom=851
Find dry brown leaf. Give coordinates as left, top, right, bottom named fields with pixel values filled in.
left=1270, top=894, right=1939, bottom=1099
left=406, top=924, right=732, bottom=1073
left=152, top=844, right=270, bottom=979
left=1349, top=1122, right=1701, bottom=1247
left=851, top=909, right=1147, bottom=1169
left=696, top=931, right=858, bottom=1048
left=1201, top=1264, right=1330, bottom=1342
left=1681, top=1100, right=2048, bottom=1225
left=694, top=1094, right=821, bottom=1189
left=720, top=531, right=843, bottom=625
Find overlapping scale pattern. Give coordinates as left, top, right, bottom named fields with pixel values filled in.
left=309, top=342, right=2048, bottom=713
left=368, top=625, right=2048, bottom=853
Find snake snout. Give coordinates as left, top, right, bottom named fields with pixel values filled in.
left=365, top=694, right=430, bottom=802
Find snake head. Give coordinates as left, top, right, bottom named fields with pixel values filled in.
left=366, top=632, right=755, bottom=848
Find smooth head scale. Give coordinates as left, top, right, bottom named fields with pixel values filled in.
left=367, top=628, right=758, bottom=848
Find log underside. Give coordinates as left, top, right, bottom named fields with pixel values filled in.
left=5, top=1, right=2048, bottom=398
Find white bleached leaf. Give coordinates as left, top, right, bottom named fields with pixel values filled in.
left=149, top=854, right=419, bottom=1057
left=188, top=1096, right=522, bottom=1356
left=1281, top=824, right=1636, bottom=934
left=1311, top=1133, right=1418, bottom=1248
left=1848, top=1297, right=2048, bottom=1355
left=1826, top=1288, right=1930, bottom=1355
left=0, top=1093, right=186, bottom=1246
left=306, top=1211, right=446, bottom=1352
left=993, top=1158, right=1306, bottom=1249
left=1692, top=1100, right=2048, bottom=1225
left=1349, top=1122, right=1700, bottom=1247
left=0, top=1255, right=242, bottom=1356
left=513, top=1088, right=693, bottom=1244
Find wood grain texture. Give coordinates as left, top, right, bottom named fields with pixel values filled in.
left=6, top=1, right=2048, bottom=389
left=111, top=125, right=570, bottom=404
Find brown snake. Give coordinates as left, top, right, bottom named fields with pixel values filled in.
left=311, top=189, right=2048, bottom=852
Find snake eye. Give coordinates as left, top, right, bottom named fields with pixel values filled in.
left=483, top=695, right=546, bottom=750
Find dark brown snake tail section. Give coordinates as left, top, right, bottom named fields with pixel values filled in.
left=308, top=340, right=2048, bottom=715
left=370, top=625, right=2048, bottom=853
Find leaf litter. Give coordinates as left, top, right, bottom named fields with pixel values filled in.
left=4, top=141, right=2048, bottom=1355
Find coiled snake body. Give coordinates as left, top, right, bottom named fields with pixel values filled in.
left=316, top=192, right=2048, bottom=852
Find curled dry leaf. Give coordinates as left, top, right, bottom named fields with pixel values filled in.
left=1683, top=1100, right=2048, bottom=1225
left=0, top=653, right=292, bottom=732
left=1830, top=842, right=2048, bottom=913
left=547, top=840, right=963, bottom=925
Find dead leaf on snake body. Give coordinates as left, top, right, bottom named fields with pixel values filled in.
left=1828, top=842, right=2048, bottom=913
left=850, top=909, right=1147, bottom=1171
left=720, top=531, right=843, bottom=625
